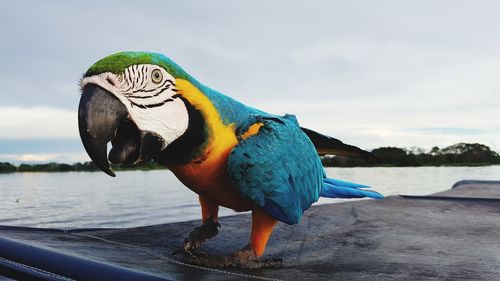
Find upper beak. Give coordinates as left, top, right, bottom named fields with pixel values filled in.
left=78, top=84, right=128, bottom=177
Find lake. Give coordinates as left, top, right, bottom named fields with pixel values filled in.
left=1, top=166, right=499, bottom=229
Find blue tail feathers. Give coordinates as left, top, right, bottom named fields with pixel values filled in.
left=321, top=178, right=384, bottom=199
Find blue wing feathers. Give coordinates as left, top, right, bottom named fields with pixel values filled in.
left=227, top=114, right=383, bottom=226
left=227, top=114, right=323, bottom=225
left=321, top=178, right=384, bottom=199
left=323, top=178, right=371, bottom=189
left=263, top=199, right=291, bottom=224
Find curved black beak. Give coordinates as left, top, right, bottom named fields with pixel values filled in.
left=78, top=84, right=128, bottom=177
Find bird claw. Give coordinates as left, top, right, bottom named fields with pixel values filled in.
left=173, top=219, right=221, bottom=258
left=187, top=219, right=219, bottom=243
left=183, top=237, right=200, bottom=253
left=173, top=242, right=284, bottom=268
left=175, top=220, right=283, bottom=268
left=181, top=248, right=284, bottom=269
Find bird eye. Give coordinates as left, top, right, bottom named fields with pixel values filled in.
left=151, top=69, right=163, bottom=84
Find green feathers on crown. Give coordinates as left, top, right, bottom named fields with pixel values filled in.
left=85, top=51, right=191, bottom=81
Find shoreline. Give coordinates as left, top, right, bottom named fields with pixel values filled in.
left=1, top=163, right=500, bottom=174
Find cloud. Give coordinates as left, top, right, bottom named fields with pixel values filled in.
left=0, top=152, right=89, bottom=164
left=410, top=127, right=492, bottom=136
left=0, top=106, right=78, bottom=139
left=0, top=107, right=87, bottom=163
left=18, top=154, right=60, bottom=162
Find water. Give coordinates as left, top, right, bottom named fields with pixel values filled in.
left=1, top=166, right=499, bottom=229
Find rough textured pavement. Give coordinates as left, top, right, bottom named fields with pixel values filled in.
left=1, top=180, right=499, bottom=280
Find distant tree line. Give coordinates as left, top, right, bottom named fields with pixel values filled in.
left=322, top=143, right=500, bottom=167
left=0, top=161, right=165, bottom=173
left=1, top=142, right=499, bottom=173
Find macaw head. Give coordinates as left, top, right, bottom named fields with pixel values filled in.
left=78, top=52, right=198, bottom=176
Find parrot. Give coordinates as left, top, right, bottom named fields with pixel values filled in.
left=77, top=51, right=383, bottom=268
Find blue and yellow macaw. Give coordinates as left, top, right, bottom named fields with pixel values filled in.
left=78, top=52, right=383, bottom=268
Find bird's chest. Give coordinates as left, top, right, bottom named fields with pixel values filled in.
left=168, top=139, right=252, bottom=211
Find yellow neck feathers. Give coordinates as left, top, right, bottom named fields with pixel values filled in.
left=175, top=79, right=237, bottom=166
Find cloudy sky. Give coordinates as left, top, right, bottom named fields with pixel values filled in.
left=1, top=0, right=499, bottom=163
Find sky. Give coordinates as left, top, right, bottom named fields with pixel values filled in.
left=1, top=0, right=499, bottom=163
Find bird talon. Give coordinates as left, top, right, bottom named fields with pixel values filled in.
left=183, top=240, right=199, bottom=254
left=184, top=248, right=196, bottom=257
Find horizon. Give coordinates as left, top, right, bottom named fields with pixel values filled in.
left=1, top=141, right=497, bottom=166
left=1, top=1, right=499, bottom=163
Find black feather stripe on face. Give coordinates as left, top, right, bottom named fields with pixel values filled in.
left=124, top=68, right=134, bottom=91
left=128, top=79, right=171, bottom=94
left=129, top=97, right=175, bottom=109
left=139, top=65, right=146, bottom=86
left=155, top=96, right=207, bottom=165
left=134, top=65, right=140, bottom=85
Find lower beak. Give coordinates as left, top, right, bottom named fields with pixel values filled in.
left=78, top=84, right=128, bottom=177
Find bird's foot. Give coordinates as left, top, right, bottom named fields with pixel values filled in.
left=224, top=247, right=283, bottom=269
left=181, top=246, right=283, bottom=269
left=172, top=218, right=220, bottom=257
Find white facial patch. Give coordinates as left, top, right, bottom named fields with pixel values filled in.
left=80, top=64, right=189, bottom=150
